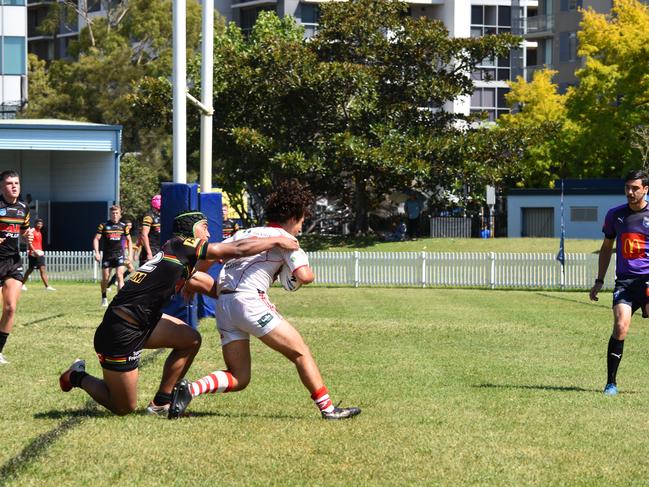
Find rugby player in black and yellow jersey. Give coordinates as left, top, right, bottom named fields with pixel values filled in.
left=0, top=170, right=33, bottom=365
left=139, top=194, right=162, bottom=266
left=93, top=205, right=132, bottom=306
left=59, top=211, right=299, bottom=416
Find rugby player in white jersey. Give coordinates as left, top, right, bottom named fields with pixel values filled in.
left=169, top=180, right=361, bottom=420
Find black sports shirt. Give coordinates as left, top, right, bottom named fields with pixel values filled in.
left=108, top=236, right=209, bottom=330
left=0, top=196, right=30, bottom=260
left=141, top=211, right=161, bottom=253
left=97, top=220, right=130, bottom=260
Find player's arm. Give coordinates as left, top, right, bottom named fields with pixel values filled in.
left=205, top=236, right=299, bottom=261
left=20, top=211, right=33, bottom=244
left=126, top=234, right=133, bottom=263
left=183, top=271, right=217, bottom=300
left=589, top=237, right=614, bottom=301
left=293, top=265, right=315, bottom=285
left=141, top=224, right=152, bottom=260
left=93, top=233, right=102, bottom=262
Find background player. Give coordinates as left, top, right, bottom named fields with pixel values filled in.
left=222, top=202, right=240, bottom=239
left=59, top=211, right=299, bottom=416
left=22, top=218, right=55, bottom=291
left=0, top=170, right=33, bottom=364
left=169, top=180, right=361, bottom=420
left=93, top=205, right=132, bottom=306
left=590, top=169, right=649, bottom=395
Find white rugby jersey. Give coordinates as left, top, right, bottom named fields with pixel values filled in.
left=218, top=226, right=309, bottom=293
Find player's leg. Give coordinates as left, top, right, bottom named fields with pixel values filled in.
left=143, top=314, right=201, bottom=410
left=605, top=303, right=632, bottom=395
left=39, top=264, right=53, bottom=289
left=189, top=339, right=251, bottom=397
left=0, top=278, right=22, bottom=362
left=115, top=265, right=126, bottom=290
left=260, top=320, right=360, bottom=419
left=60, top=361, right=140, bottom=415
left=100, top=266, right=110, bottom=305
left=22, top=267, right=33, bottom=288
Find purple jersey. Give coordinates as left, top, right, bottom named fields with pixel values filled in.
left=602, top=203, right=649, bottom=278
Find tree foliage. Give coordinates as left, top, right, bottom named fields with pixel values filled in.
left=498, top=0, right=649, bottom=185
left=132, top=0, right=519, bottom=232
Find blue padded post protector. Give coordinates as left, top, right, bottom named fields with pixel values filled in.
left=160, top=183, right=199, bottom=329
left=196, top=192, right=223, bottom=319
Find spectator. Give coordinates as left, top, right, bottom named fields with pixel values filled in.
left=404, top=193, right=423, bottom=239
left=22, top=218, right=56, bottom=291
left=222, top=202, right=240, bottom=240
left=480, top=225, right=491, bottom=239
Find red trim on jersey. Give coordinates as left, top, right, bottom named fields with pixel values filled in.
left=267, top=222, right=282, bottom=228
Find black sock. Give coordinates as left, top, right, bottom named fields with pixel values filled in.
left=70, top=370, right=88, bottom=388
left=607, top=336, right=625, bottom=385
left=102, top=292, right=107, bottom=299
left=153, top=391, right=172, bottom=406
left=0, top=331, right=8, bottom=353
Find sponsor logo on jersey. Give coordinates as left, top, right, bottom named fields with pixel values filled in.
left=621, top=232, right=646, bottom=259
left=643, top=217, right=649, bottom=228
left=0, top=209, right=5, bottom=216
left=257, top=313, right=273, bottom=327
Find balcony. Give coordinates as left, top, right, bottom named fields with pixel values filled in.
left=524, top=14, right=554, bottom=35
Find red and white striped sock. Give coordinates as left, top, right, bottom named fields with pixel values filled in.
left=190, top=370, right=234, bottom=397
left=311, top=385, right=335, bottom=413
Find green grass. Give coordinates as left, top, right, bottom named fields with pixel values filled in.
left=300, top=235, right=602, bottom=254
left=2, top=283, right=647, bottom=485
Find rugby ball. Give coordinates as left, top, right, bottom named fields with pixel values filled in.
left=279, top=265, right=301, bottom=292
left=35, top=250, right=44, bottom=257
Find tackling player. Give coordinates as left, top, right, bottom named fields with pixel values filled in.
left=93, top=205, right=132, bottom=306
left=169, top=180, right=361, bottom=420
left=590, top=169, right=649, bottom=395
left=59, top=211, right=299, bottom=416
left=0, top=170, right=33, bottom=364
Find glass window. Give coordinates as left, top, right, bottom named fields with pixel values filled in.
left=497, top=87, right=510, bottom=108
left=2, top=0, right=26, bottom=5
left=87, top=0, right=102, bottom=12
left=2, top=37, right=26, bottom=75
left=471, top=90, right=481, bottom=106
left=471, top=27, right=482, bottom=38
left=301, top=3, right=320, bottom=24
left=498, top=6, right=511, bottom=27
left=471, top=5, right=483, bottom=24
left=485, top=6, right=497, bottom=25
left=482, top=88, right=495, bottom=107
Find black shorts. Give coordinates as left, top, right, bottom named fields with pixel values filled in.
left=102, top=255, right=125, bottom=269
left=0, top=255, right=24, bottom=286
left=28, top=255, right=45, bottom=269
left=93, top=309, right=155, bottom=372
left=613, top=277, right=649, bottom=317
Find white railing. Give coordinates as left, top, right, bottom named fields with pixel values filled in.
left=21, top=250, right=612, bottom=290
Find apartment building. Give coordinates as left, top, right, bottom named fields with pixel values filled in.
left=523, top=0, right=612, bottom=91
left=0, top=0, right=27, bottom=119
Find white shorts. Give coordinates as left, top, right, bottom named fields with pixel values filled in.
left=216, top=291, right=284, bottom=346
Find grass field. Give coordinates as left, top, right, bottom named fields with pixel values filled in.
left=300, top=236, right=603, bottom=254
left=2, top=283, right=649, bottom=486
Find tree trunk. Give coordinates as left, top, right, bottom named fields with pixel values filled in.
left=353, top=176, right=369, bottom=235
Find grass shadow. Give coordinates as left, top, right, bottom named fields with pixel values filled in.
left=475, top=383, right=609, bottom=393
left=34, top=408, right=109, bottom=420
left=21, top=313, right=66, bottom=327
left=535, top=292, right=609, bottom=309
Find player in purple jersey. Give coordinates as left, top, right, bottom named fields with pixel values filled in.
left=589, top=169, right=649, bottom=396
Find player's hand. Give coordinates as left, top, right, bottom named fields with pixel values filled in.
left=35, top=250, right=44, bottom=257
left=0, top=237, right=5, bottom=245
left=589, top=283, right=602, bottom=301
left=275, top=237, right=300, bottom=251
left=94, top=251, right=101, bottom=263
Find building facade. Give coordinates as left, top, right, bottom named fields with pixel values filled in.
left=522, top=0, right=612, bottom=91
left=1, top=0, right=27, bottom=119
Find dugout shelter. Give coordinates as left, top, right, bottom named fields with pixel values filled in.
left=0, top=119, right=122, bottom=250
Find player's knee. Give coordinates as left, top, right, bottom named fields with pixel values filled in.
left=2, top=301, right=17, bottom=316
left=112, top=405, right=136, bottom=416
left=232, top=374, right=250, bottom=391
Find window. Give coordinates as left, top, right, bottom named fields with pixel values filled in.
left=470, top=5, right=512, bottom=36
left=559, top=32, right=578, bottom=62
left=87, top=0, right=102, bottom=12
left=560, top=0, right=582, bottom=11
left=1, top=37, right=26, bottom=75
left=570, top=207, right=597, bottom=222
left=240, top=6, right=275, bottom=34
left=1, top=0, right=25, bottom=5
left=300, top=3, right=320, bottom=38
left=471, top=86, right=510, bottom=120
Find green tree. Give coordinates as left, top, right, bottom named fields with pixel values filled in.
left=119, top=153, right=160, bottom=225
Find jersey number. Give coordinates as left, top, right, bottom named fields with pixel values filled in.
left=139, top=251, right=164, bottom=272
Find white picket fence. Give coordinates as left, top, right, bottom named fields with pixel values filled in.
left=22, top=250, right=613, bottom=290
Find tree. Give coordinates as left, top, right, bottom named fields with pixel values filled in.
left=119, top=153, right=161, bottom=224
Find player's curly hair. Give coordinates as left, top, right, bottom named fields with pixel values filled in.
left=265, top=180, right=314, bottom=224
left=173, top=211, right=207, bottom=238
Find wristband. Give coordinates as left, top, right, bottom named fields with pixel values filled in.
left=595, top=278, right=604, bottom=284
